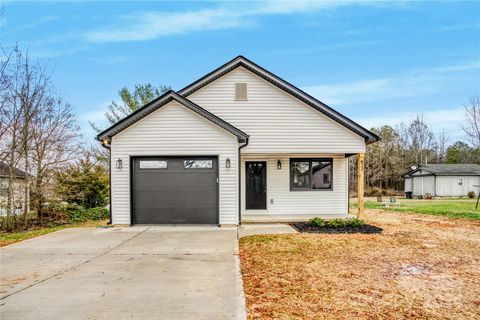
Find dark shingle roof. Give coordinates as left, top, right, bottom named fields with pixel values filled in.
left=406, top=164, right=480, bottom=176
left=0, top=162, right=27, bottom=178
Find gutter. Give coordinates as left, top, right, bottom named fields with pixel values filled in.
left=238, top=138, right=249, bottom=225
left=100, top=141, right=113, bottom=225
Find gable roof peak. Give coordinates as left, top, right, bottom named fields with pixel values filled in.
left=178, top=55, right=379, bottom=144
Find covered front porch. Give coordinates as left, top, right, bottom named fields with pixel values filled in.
left=239, top=153, right=365, bottom=222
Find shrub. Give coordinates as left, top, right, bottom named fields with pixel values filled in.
left=68, top=206, right=109, bottom=223
left=468, top=191, right=475, bottom=199
left=368, top=188, right=380, bottom=197
left=309, top=217, right=326, bottom=227
left=327, top=218, right=346, bottom=228
left=347, top=218, right=365, bottom=228
left=85, top=207, right=109, bottom=221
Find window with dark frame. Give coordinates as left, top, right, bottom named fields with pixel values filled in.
left=290, top=158, right=333, bottom=191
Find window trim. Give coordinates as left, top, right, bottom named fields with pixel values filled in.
left=138, top=160, right=168, bottom=170
left=289, top=158, right=333, bottom=191
left=183, top=159, right=214, bottom=170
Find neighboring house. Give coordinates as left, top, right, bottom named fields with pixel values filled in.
left=0, top=162, right=28, bottom=216
left=403, top=164, right=480, bottom=197
left=97, top=56, right=379, bottom=225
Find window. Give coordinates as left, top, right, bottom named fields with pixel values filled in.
left=235, top=83, right=248, bottom=100
left=458, top=178, right=463, bottom=186
left=184, top=160, right=213, bottom=169
left=139, top=160, right=167, bottom=169
left=290, top=158, right=333, bottom=191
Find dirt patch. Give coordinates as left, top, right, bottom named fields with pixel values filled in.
left=291, top=222, right=383, bottom=234
left=240, top=210, right=480, bottom=320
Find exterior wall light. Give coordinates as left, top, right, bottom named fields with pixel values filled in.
left=226, top=158, right=231, bottom=168
left=277, top=160, right=282, bottom=170
left=116, top=158, right=123, bottom=169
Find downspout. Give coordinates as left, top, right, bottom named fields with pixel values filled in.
left=238, top=137, right=249, bottom=225
left=100, top=140, right=112, bottom=225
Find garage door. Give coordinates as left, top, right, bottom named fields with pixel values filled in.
left=132, top=157, right=218, bottom=224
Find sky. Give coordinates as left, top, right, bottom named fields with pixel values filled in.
left=1, top=0, right=479, bottom=144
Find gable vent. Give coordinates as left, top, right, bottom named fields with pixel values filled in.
left=235, top=83, right=248, bottom=101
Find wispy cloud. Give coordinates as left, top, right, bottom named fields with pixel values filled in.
left=435, top=23, right=480, bottom=32
left=266, top=40, right=380, bottom=56
left=303, top=61, right=480, bottom=105
left=88, top=55, right=128, bottom=65
left=84, top=1, right=380, bottom=43
left=356, top=107, right=465, bottom=138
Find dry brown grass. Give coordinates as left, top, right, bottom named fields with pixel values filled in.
left=239, top=210, right=480, bottom=320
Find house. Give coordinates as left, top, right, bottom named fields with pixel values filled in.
left=97, top=56, right=379, bottom=225
left=403, top=164, right=480, bottom=197
left=0, top=162, right=28, bottom=216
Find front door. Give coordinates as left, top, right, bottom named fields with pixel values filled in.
left=246, top=161, right=267, bottom=209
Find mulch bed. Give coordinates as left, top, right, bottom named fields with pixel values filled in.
left=291, top=222, right=383, bottom=234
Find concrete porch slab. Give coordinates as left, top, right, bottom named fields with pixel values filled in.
left=238, top=224, right=297, bottom=238
left=241, top=214, right=356, bottom=224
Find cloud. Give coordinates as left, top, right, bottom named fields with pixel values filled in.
left=303, top=61, right=480, bottom=105
left=355, top=107, right=465, bottom=140
left=78, top=109, right=107, bottom=122
left=84, top=1, right=380, bottom=43
left=266, top=40, right=380, bottom=56
left=89, top=55, right=128, bottom=65
left=357, top=108, right=464, bottom=130
left=435, top=23, right=480, bottom=32
left=85, top=8, right=247, bottom=42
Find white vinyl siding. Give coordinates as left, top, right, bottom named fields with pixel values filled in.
left=411, top=175, right=435, bottom=196
left=404, top=177, right=413, bottom=192
left=110, top=101, right=238, bottom=225
left=240, top=154, right=349, bottom=216
left=436, top=175, right=480, bottom=197
left=188, top=67, right=365, bottom=154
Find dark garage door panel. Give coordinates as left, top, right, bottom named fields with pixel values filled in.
left=133, top=157, right=218, bottom=224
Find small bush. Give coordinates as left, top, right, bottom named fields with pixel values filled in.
left=347, top=218, right=365, bottom=228
left=309, top=217, right=326, bottom=227
left=307, top=217, right=366, bottom=229
left=327, top=218, right=346, bottom=228
left=68, top=206, right=108, bottom=223
left=368, top=188, right=380, bottom=197
left=467, top=191, right=475, bottom=199
left=85, top=207, right=109, bottom=221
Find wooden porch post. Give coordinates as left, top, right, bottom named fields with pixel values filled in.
left=357, top=153, right=365, bottom=218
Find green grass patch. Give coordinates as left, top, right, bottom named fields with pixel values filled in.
left=0, top=220, right=108, bottom=247
left=352, top=198, right=480, bottom=220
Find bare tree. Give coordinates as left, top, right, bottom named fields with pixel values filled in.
left=30, top=97, right=79, bottom=217
left=1, top=47, right=80, bottom=228
left=463, top=96, right=480, bottom=148
left=435, top=130, right=449, bottom=163
left=406, top=115, right=437, bottom=164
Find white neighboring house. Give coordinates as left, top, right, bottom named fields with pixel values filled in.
left=0, top=162, right=28, bottom=216
left=403, top=164, right=480, bottom=197
left=97, top=56, right=379, bottom=225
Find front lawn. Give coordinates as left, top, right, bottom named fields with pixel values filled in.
left=0, top=219, right=109, bottom=247
left=239, top=210, right=480, bottom=319
left=352, top=198, right=480, bottom=220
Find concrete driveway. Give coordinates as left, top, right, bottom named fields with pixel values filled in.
left=0, top=226, right=246, bottom=320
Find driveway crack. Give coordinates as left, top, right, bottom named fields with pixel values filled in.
left=1, top=227, right=150, bottom=300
